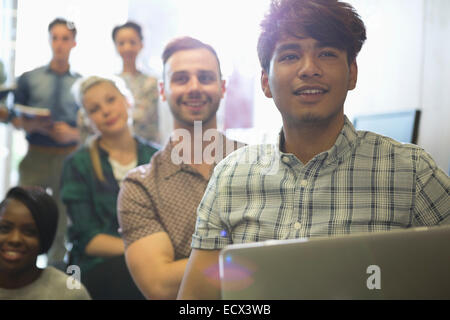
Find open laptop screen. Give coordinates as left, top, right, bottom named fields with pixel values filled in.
left=219, top=226, right=450, bottom=300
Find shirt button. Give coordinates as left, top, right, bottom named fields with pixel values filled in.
left=281, top=156, right=290, bottom=164
left=294, top=222, right=302, bottom=230
left=300, top=179, right=308, bottom=187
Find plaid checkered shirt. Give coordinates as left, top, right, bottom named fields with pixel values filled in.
left=191, top=116, right=450, bottom=249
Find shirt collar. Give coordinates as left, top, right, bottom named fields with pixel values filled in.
left=158, top=139, right=189, bottom=180
left=276, top=115, right=358, bottom=165
left=119, top=71, right=143, bottom=78
left=45, top=63, right=77, bottom=77
left=325, top=115, right=358, bottom=164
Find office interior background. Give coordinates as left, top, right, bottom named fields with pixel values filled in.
left=1, top=0, right=449, bottom=198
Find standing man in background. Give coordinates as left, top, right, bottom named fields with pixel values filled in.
left=13, top=18, right=81, bottom=265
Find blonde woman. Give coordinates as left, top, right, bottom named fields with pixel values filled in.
left=60, top=76, right=158, bottom=299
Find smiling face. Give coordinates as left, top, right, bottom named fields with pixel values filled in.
left=261, top=35, right=357, bottom=128
left=160, top=48, right=225, bottom=130
left=114, top=27, right=143, bottom=65
left=0, top=199, right=40, bottom=275
left=82, top=81, right=131, bottom=136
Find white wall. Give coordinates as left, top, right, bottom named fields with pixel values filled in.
left=347, top=0, right=450, bottom=172
left=15, top=0, right=129, bottom=77
left=346, top=0, right=425, bottom=118
left=419, top=0, right=450, bottom=173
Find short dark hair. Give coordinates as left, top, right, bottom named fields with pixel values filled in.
left=48, top=17, right=77, bottom=38
left=162, top=36, right=222, bottom=79
left=112, top=21, right=143, bottom=42
left=0, top=186, right=58, bottom=254
left=257, top=0, right=366, bottom=72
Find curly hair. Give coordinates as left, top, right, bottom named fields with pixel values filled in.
left=257, top=0, right=366, bottom=72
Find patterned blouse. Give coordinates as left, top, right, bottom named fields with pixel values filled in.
left=120, top=71, right=160, bottom=144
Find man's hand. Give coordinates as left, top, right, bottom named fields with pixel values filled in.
left=0, top=107, right=8, bottom=122
left=20, top=115, right=53, bottom=135
left=177, top=249, right=221, bottom=300
left=48, top=121, right=80, bottom=144
left=11, top=116, right=22, bottom=129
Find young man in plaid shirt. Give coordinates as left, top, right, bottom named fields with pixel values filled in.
left=178, top=0, right=450, bottom=299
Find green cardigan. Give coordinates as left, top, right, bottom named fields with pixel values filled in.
left=60, top=137, right=158, bottom=272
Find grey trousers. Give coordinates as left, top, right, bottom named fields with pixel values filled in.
left=19, top=144, right=75, bottom=265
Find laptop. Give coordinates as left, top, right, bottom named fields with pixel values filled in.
left=219, top=225, right=450, bottom=300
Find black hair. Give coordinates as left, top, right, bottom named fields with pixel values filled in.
left=257, top=0, right=366, bottom=72
left=48, top=17, right=77, bottom=38
left=162, top=36, right=222, bottom=78
left=0, top=186, right=58, bottom=254
left=112, top=21, right=143, bottom=42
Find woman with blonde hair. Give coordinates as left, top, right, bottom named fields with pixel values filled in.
left=61, top=75, right=158, bottom=299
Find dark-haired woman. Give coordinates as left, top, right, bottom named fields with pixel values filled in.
left=0, top=186, right=91, bottom=299
left=112, top=21, right=160, bottom=143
